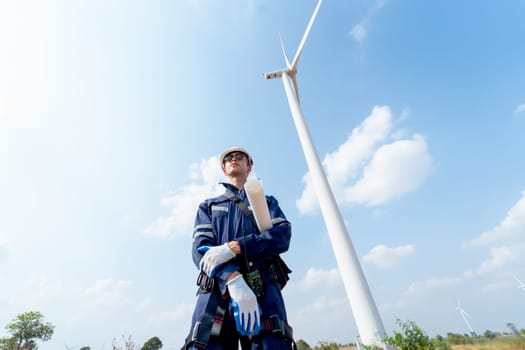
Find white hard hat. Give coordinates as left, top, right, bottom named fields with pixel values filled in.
left=220, top=147, right=253, bottom=169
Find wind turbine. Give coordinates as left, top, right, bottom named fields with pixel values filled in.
left=511, top=273, right=525, bottom=292
left=456, top=296, right=475, bottom=335
left=264, top=1, right=389, bottom=348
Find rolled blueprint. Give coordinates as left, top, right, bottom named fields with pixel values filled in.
left=244, top=178, right=273, bottom=232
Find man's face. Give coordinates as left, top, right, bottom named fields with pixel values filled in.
left=223, top=152, right=251, bottom=176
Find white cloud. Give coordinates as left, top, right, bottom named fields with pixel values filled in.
left=0, top=95, right=7, bottom=116
left=350, top=23, right=367, bottom=43
left=464, top=244, right=525, bottom=277
left=462, top=191, right=525, bottom=278
left=307, top=295, right=346, bottom=313
left=363, top=244, right=415, bottom=268
left=84, top=278, right=135, bottom=306
left=514, top=103, right=525, bottom=114
left=406, top=277, right=461, bottom=296
left=145, top=157, right=225, bottom=238
left=345, top=134, right=433, bottom=206
left=289, top=294, right=350, bottom=344
left=147, top=302, right=194, bottom=325
left=464, top=190, right=525, bottom=247
left=482, top=279, right=513, bottom=292
left=291, top=295, right=348, bottom=325
left=289, top=267, right=341, bottom=291
left=0, top=242, right=7, bottom=264
left=4, top=275, right=64, bottom=308
left=348, top=0, right=387, bottom=44
left=399, top=107, right=410, bottom=122
left=135, top=297, right=153, bottom=311
left=379, top=298, right=408, bottom=311
left=297, top=106, right=433, bottom=214
left=296, top=173, right=318, bottom=215
left=324, top=105, right=393, bottom=185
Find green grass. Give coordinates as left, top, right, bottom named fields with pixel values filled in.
left=450, top=335, right=525, bottom=350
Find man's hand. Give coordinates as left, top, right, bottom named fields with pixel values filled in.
left=227, top=274, right=261, bottom=337
left=197, top=243, right=236, bottom=277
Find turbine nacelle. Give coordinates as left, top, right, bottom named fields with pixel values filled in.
left=264, top=68, right=295, bottom=80
left=264, top=0, right=322, bottom=102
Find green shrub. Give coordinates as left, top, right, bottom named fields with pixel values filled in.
left=385, top=319, right=449, bottom=350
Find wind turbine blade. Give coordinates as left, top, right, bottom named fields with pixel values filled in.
left=511, top=273, right=524, bottom=284
left=456, top=296, right=461, bottom=307
left=279, top=33, right=292, bottom=69
left=461, top=309, right=472, bottom=319
left=291, top=0, right=323, bottom=71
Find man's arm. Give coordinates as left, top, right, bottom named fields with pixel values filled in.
left=236, top=196, right=291, bottom=259
left=191, top=201, right=216, bottom=269
left=192, top=201, right=242, bottom=292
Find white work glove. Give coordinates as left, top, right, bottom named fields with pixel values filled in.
left=197, top=243, right=236, bottom=277
left=227, top=274, right=261, bottom=337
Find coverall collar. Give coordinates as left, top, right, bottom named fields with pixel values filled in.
left=220, top=182, right=245, bottom=198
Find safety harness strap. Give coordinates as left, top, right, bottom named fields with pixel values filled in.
left=223, top=190, right=253, bottom=218
left=262, top=315, right=293, bottom=339
left=182, top=291, right=228, bottom=350
left=261, top=315, right=297, bottom=350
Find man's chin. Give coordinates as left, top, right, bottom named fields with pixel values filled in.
left=228, top=169, right=245, bottom=177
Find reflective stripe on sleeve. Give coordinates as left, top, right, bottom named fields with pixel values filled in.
left=193, top=230, right=215, bottom=240
left=272, top=217, right=287, bottom=226
left=193, top=223, right=215, bottom=241
left=194, top=224, right=213, bottom=231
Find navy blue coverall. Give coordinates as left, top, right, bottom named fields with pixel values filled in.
left=184, top=182, right=294, bottom=350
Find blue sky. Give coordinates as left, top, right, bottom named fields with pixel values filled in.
left=1, top=0, right=525, bottom=348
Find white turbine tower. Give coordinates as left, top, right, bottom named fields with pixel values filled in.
left=511, top=273, right=525, bottom=292
left=264, top=1, right=389, bottom=348
left=456, top=297, right=475, bottom=335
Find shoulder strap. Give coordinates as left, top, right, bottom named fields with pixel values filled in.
left=223, top=190, right=254, bottom=220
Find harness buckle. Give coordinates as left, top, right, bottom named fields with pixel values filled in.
left=267, top=314, right=285, bottom=336
left=196, top=271, right=214, bottom=294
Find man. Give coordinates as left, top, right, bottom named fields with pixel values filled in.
left=182, top=147, right=295, bottom=350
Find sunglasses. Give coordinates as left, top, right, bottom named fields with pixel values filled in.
left=224, top=153, right=246, bottom=162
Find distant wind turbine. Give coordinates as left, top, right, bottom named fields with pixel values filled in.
left=511, top=273, right=525, bottom=292
left=264, top=1, right=389, bottom=348
left=456, top=296, right=475, bottom=335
